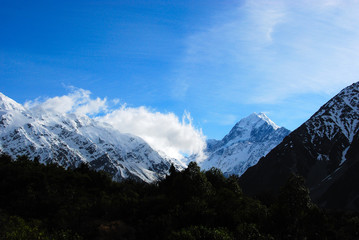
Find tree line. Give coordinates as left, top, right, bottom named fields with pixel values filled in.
left=0, top=154, right=358, bottom=239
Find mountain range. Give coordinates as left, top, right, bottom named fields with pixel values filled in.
left=0, top=92, right=183, bottom=183
left=239, top=82, right=359, bottom=210
left=0, top=91, right=289, bottom=183
left=2, top=81, right=359, bottom=210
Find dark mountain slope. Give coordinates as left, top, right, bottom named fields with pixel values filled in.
left=312, top=130, right=359, bottom=210
left=239, top=82, right=359, bottom=210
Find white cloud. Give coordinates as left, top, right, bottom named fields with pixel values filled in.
left=97, top=107, right=207, bottom=161
left=25, top=88, right=108, bottom=115
left=75, top=97, right=107, bottom=115
left=25, top=88, right=207, bottom=161
left=180, top=1, right=286, bottom=66
left=174, top=0, right=359, bottom=104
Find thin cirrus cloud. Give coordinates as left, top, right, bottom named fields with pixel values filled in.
left=174, top=0, right=359, bottom=104
left=24, top=88, right=207, bottom=161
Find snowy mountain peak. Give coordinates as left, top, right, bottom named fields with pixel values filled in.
left=305, top=82, right=359, bottom=144
left=223, top=112, right=282, bottom=144
left=236, top=112, right=279, bottom=130
left=200, top=113, right=290, bottom=176
left=0, top=92, right=26, bottom=112
left=256, top=112, right=280, bottom=130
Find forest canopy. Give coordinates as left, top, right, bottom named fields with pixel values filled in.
left=0, top=154, right=358, bottom=239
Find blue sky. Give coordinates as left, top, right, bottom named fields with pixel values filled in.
left=1, top=0, right=359, bottom=145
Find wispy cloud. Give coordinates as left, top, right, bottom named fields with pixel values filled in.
left=173, top=0, right=359, bottom=104
left=25, top=88, right=207, bottom=161
left=25, top=87, right=108, bottom=115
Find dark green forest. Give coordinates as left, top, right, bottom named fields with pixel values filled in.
left=0, top=154, right=358, bottom=240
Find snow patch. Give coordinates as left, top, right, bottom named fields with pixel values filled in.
left=340, top=146, right=350, bottom=165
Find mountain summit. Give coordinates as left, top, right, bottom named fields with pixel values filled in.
left=0, top=92, right=183, bottom=182
left=0, top=92, right=27, bottom=112
left=240, top=82, right=359, bottom=210
left=200, top=113, right=290, bottom=176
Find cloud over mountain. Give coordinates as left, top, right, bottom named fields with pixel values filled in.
left=25, top=88, right=206, bottom=161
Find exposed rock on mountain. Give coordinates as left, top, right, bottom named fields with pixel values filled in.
left=239, top=82, right=359, bottom=210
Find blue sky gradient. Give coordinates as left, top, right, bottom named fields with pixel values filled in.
left=1, top=0, right=359, bottom=142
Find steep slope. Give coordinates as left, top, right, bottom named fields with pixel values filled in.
left=200, top=113, right=290, bottom=176
left=309, top=129, right=359, bottom=210
left=239, top=82, right=359, bottom=209
left=0, top=92, right=182, bottom=182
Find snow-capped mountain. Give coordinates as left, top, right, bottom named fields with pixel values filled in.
left=200, top=113, right=290, bottom=176
left=239, top=82, right=359, bottom=210
left=0, top=92, right=183, bottom=183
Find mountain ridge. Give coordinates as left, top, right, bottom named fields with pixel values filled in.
left=239, top=82, right=359, bottom=210
left=0, top=92, right=184, bottom=182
